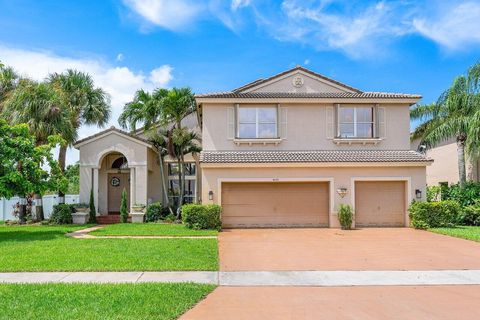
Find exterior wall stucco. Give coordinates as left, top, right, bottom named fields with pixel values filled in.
left=202, top=103, right=411, bottom=151
left=201, top=165, right=426, bottom=228
left=248, top=72, right=349, bottom=93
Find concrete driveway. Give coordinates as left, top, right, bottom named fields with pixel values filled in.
left=219, top=228, right=480, bottom=271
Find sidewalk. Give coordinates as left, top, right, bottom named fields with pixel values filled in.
left=1, top=270, right=480, bottom=286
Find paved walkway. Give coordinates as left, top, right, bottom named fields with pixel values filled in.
left=2, top=270, right=480, bottom=286
left=66, top=226, right=216, bottom=239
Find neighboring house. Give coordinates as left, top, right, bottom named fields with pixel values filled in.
left=411, top=137, right=480, bottom=186
left=197, top=66, right=431, bottom=228
left=76, top=66, right=431, bottom=228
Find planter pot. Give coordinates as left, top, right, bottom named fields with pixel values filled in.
left=130, top=212, right=145, bottom=223
left=75, top=207, right=90, bottom=214
left=131, top=206, right=145, bottom=213
left=72, top=212, right=89, bottom=224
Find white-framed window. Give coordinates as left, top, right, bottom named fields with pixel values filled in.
left=167, top=163, right=196, bottom=206
left=237, top=106, right=278, bottom=139
left=338, top=106, right=374, bottom=138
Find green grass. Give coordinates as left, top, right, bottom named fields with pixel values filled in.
left=90, top=223, right=218, bottom=237
left=429, top=226, right=480, bottom=242
left=0, top=283, right=215, bottom=320
left=0, top=224, right=218, bottom=271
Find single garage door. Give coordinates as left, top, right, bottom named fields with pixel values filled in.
left=355, top=181, right=406, bottom=227
left=221, top=182, right=329, bottom=228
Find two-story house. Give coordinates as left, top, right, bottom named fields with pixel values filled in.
left=197, top=66, right=431, bottom=228
left=75, top=66, right=431, bottom=227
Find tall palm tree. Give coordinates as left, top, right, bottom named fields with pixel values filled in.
left=411, top=62, right=480, bottom=186
left=0, top=64, right=20, bottom=111
left=2, top=79, right=74, bottom=220
left=160, top=87, right=196, bottom=130
left=48, top=70, right=111, bottom=175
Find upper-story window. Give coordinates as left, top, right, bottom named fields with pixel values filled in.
left=338, top=106, right=374, bottom=138
left=237, top=106, right=278, bottom=139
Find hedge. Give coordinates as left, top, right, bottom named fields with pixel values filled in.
left=181, top=204, right=222, bottom=230
left=409, top=200, right=461, bottom=229
left=49, top=204, right=73, bottom=225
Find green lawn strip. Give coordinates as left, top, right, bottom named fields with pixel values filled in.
left=90, top=223, right=218, bottom=237
left=0, top=225, right=218, bottom=271
left=429, top=226, right=480, bottom=242
left=0, top=283, right=215, bottom=320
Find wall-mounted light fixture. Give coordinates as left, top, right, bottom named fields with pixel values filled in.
left=337, top=187, right=348, bottom=198
left=208, top=191, right=214, bottom=201
left=415, top=189, right=422, bottom=199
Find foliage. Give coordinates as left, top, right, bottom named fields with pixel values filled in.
left=458, top=205, right=480, bottom=226
left=0, top=224, right=218, bottom=271
left=0, top=283, right=216, bottom=320
left=64, top=163, right=80, bottom=194
left=441, top=182, right=480, bottom=206
left=89, top=188, right=96, bottom=224
left=337, top=204, right=353, bottom=230
left=145, top=202, right=166, bottom=222
left=0, top=120, right=68, bottom=200
left=120, top=188, right=128, bottom=223
left=90, top=223, right=218, bottom=237
left=410, top=62, right=480, bottom=185
left=426, top=186, right=442, bottom=202
left=49, top=204, right=73, bottom=225
left=409, top=201, right=461, bottom=229
left=182, top=204, right=222, bottom=230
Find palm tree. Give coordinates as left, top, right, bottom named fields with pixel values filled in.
left=411, top=62, right=480, bottom=186
left=2, top=79, right=74, bottom=220
left=48, top=70, right=111, bottom=175
left=0, top=64, right=20, bottom=111
left=160, top=87, right=196, bottom=130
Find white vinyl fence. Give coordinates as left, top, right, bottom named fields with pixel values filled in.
left=0, top=195, right=80, bottom=221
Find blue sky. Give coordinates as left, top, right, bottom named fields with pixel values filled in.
left=1, top=0, right=480, bottom=163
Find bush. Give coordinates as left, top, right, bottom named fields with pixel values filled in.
left=145, top=202, right=166, bottom=222
left=338, top=204, right=353, bottom=230
left=182, top=204, right=221, bottom=230
left=409, top=200, right=461, bottom=229
left=49, top=204, right=73, bottom=225
left=89, top=188, right=96, bottom=224
left=441, top=182, right=480, bottom=206
left=120, top=188, right=128, bottom=223
left=459, top=205, right=480, bottom=226
left=427, top=186, right=441, bottom=202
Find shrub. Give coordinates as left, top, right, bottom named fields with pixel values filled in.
left=182, top=204, right=221, bottom=230
left=459, top=205, right=480, bottom=226
left=409, top=200, right=461, bottom=229
left=120, top=188, right=128, bottom=223
left=426, top=186, right=441, bottom=202
left=89, top=188, right=96, bottom=224
left=441, top=182, right=480, bottom=206
left=49, top=204, right=73, bottom=225
left=337, top=204, right=353, bottom=230
left=145, top=202, right=165, bottom=222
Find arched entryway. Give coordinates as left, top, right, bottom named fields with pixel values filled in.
left=102, top=153, right=130, bottom=214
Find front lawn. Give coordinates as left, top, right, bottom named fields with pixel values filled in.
left=0, top=224, right=218, bottom=271
left=429, top=226, right=480, bottom=242
left=90, top=223, right=218, bottom=237
left=0, top=283, right=215, bottom=320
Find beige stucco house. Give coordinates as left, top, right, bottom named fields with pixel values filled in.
left=411, top=137, right=479, bottom=186
left=76, top=66, right=431, bottom=228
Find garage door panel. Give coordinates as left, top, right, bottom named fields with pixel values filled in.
left=221, top=182, right=329, bottom=228
left=355, top=181, right=405, bottom=227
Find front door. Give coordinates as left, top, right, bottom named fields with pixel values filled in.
left=108, top=172, right=130, bottom=214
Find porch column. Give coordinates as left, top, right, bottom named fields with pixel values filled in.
left=92, top=168, right=99, bottom=216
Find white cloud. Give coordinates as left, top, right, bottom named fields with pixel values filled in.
left=116, top=53, right=124, bottom=61
left=412, top=2, right=480, bottom=50
left=123, top=0, right=203, bottom=30
left=231, top=0, right=251, bottom=11
left=0, top=45, right=174, bottom=164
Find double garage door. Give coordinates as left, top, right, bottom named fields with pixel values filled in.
left=221, top=180, right=406, bottom=228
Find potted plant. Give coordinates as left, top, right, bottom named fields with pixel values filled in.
left=338, top=204, right=353, bottom=230
left=130, top=203, right=146, bottom=223
left=72, top=203, right=90, bottom=224
left=131, top=203, right=146, bottom=213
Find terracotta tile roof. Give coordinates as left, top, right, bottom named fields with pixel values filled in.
left=232, top=66, right=363, bottom=93
left=200, top=150, right=432, bottom=163
left=195, top=92, right=421, bottom=99
left=74, top=126, right=152, bottom=147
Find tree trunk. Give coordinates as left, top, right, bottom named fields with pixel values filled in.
left=57, top=144, right=67, bottom=204
left=33, top=193, right=44, bottom=221
left=18, top=200, right=26, bottom=225
left=457, top=135, right=467, bottom=186
left=175, top=158, right=183, bottom=219
left=157, top=153, right=172, bottom=214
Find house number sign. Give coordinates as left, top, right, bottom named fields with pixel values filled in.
left=111, top=177, right=121, bottom=187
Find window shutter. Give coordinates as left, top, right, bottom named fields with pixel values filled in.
left=326, top=106, right=334, bottom=139
left=279, top=106, right=287, bottom=139
left=227, top=106, right=235, bottom=140
left=377, top=107, right=386, bottom=138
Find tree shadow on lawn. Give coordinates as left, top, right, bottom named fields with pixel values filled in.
left=0, top=230, right=69, bottom=242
